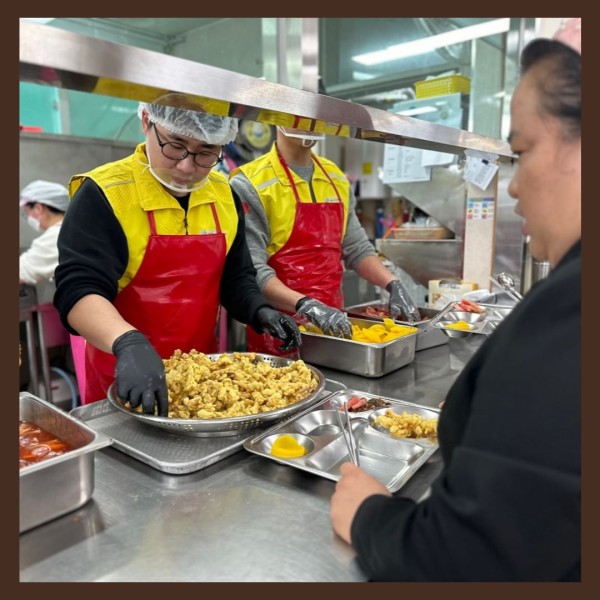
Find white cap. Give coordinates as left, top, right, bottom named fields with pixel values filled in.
left=19, top=180, right=70, bottom=212
left=138, top=102, right=238, bottom=145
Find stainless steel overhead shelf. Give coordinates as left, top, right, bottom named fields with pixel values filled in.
left=20, top=20, right=513, bottom=159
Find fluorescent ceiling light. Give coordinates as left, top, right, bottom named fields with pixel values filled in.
left=352, top=71, right=377, bottom=81
left=353, top=18, right=510, bottom=66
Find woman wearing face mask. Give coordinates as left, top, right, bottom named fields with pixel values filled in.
left=19, top=180, right=69, bottom=286
left=53, top=99, right=301, bottom=414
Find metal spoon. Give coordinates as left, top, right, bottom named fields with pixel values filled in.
left=497, top=272, right=524, bottom=301
left=489, top=275, right=522, bottom=303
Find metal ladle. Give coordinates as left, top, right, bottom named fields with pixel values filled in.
left=490, top=273, right=523, bottom=303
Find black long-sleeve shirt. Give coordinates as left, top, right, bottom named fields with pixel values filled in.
left=351, top=241, right=581, bottom=581
left=54, top=177, right=270, bottom=335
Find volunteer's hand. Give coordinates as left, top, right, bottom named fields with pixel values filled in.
left=386, top=280, right=421, bottom=323
left=295, top=297, right=352, bottom=338
left=330, top=462, right=391, bottom=544
left=112, top=330, right=169, bottom=416
left=255, top=307, right=302, bottom=352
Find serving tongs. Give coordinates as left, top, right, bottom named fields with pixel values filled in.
left=421, top=301, right=456, bottom=331
left=336, top=402, right=360, bottom=466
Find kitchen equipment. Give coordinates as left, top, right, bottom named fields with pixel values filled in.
left=71, top=381, right=345, bottom=475
left=423, top=301, right=457, bottom=328
left=336, top=402, right=360, bottom=466
left=244, top=390, right=440, bottom=493
left=433, top=316, right=484, bottom=339
left=433, top=301, right=516, bottom=338
left=106, top=353, right=326, bottom=437
left=299, top=317, right=418, bottom=378
left=343, top=302, right=448, bottom=351
left=20, top=392, right=112, bottom=533
left=490, top=273, right=523, bottom=303
left=497, top=272, right=524, bottom=301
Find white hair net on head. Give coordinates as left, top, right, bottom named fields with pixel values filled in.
left=19, top=180, right=70, bottom=212
left=138, top=102, right=238, bottom=145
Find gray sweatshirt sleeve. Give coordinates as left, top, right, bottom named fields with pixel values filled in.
left=340, top=186, right=377, bottom=271
left=230, top=168, right=376, bottom=288
left=229, top=172, right=276, bottom=290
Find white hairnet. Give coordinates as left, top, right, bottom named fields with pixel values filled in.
left=19, top=180, right=70, bottom=212
left=138, top=102, right=238, bottom=145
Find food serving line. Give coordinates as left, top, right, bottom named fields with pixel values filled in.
left=20, top=334, right=484, bottom=583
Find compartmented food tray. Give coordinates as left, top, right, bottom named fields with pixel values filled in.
left=20, top=392, right=112, bottom=533
left=299, top=316, right=418, bottom=377
left=70, top=382, right=346, bottom=475
left=343, top=301, right=448, bottom=351
left=434, top=304, right=514, bottom=338
left=244, top=390, right=440, bottom=493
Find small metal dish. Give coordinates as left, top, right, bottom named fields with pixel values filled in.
left=449, top=310, right=485, bottom=324
left=435, top=318, right=474, bottom=339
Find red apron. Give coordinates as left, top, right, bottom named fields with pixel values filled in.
left=83, top=204, right=226, bottom=404
left=247, top=153, right=344, bottom=357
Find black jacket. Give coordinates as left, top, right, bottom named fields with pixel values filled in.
left=352, top=241, right=581, bottom=581
left=54, top=177, right=270, bottom=335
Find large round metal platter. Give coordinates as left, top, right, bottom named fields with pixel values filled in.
left=106, top=353, right=326, bottom=437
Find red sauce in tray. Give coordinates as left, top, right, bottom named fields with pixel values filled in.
left=19, top=420, right=74, bottom=469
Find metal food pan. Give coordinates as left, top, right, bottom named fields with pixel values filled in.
left=299, top=316, right=418, bottom=377
left=244, top=390, right=440, bottom=493
left=343, top=301, right=448, bottom=351
left=20, top=392, right=112, bottom=533
left=106, top=353, right=326, bottom=437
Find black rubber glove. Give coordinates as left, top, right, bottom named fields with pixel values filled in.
left=386, top=280, right=421, bottom=323
left=295, top=297, right=352, bottom=339
left=255, top=307, right=302, bottom=352
left=112, top=330, right=169, bottom=416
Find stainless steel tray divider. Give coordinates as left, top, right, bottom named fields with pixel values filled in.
left=69, top=380, right=346, bottom=475
left=244, top=390, right=440, bottom=493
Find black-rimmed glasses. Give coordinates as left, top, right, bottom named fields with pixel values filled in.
left=152, top=124, right=223, bottom=168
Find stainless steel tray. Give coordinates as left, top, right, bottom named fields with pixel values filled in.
left=20, top=392, right=112, bottom=533
left=343, top=301, right=448, bottom=351
left=299, top=317, right=418, bottom=378
left=70, top=381, right=346, bottom=475
left=433, top=303, right=514, bottom=338
left=244, top=390, right=440, bottom=493
left=106, top=353, right=326, bottom=437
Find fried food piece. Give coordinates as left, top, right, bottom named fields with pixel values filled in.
left=373, top=409, right=438, bottom=439
left=162, top=351, right=318, bottom=420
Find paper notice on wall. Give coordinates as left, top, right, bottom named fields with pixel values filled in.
left=463, top=155, right=499, bottom=191
left=383, top=145, right=431, bottom=183
left=466, top=197, right=496, bottom=220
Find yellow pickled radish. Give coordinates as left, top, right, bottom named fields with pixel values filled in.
left=270, top=435, right=306, bottom=458
left=444, top=320, right=471, bottom=331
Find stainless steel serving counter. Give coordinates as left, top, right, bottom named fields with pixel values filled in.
left=20, top=337, right=484, bottom=582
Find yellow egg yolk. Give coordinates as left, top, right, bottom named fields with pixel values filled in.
left=270, top=435, right=306, bottom=458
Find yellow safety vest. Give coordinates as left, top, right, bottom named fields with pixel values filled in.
left=231, top=143, right=351, bottom=256
left=70, top=143, right=239, bottom=291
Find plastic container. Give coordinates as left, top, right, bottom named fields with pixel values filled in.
left=415, top=75, right=471, bottom=99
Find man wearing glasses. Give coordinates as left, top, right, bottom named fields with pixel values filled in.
left=53, top=99, right=301, bottom=415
